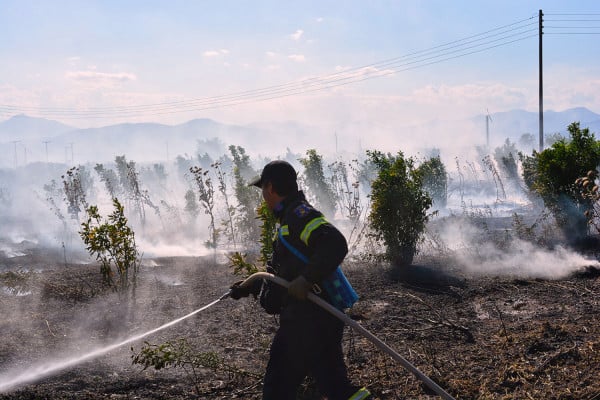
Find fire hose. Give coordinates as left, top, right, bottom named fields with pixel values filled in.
left=230, top=272, right=457, bottom=400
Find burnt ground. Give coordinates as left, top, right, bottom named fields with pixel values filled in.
left=1, top=245, right=600, bottom=400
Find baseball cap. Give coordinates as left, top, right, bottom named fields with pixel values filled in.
left=249, top=160, right=297, bottom=188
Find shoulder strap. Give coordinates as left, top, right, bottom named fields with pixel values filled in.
left=278, top=228, right=309, bottom=263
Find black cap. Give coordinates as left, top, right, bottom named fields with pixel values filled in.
left=249, top=160, right=297, bottom=189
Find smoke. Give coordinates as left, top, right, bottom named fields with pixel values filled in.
left=430, top=217, right=600, bottom=279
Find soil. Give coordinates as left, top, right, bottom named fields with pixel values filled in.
left=1, top=242, right=600, bottom=400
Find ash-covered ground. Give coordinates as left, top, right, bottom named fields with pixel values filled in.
left=1, top=240, right=600, bottom=400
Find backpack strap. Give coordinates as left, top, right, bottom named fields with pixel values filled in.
left=278, top=227, right=309, bottom=263
left=277, top=227, right=322, bottom=294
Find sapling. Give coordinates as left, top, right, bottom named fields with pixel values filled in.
left=80, top=198, right=141, bottom=294
left=131, top=339, right=259, bottom=396
left=229, top=145, right=261, bottom=246
left=299, top=149, right=336, bottom=217
left=62, top=166, right=90, bottom=221
left=189, top=165, right=219, bottom=249
left=213, top=161, right=237, bottom=248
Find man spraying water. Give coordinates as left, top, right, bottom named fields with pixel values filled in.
left=229, top=160, right=370, bottom=400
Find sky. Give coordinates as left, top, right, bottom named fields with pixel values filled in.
left=1, top=0, right=599, bottom=137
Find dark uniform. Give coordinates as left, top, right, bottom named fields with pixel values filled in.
left=260, top=190, right=367, bottom=400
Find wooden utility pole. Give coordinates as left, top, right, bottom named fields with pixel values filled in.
left=539, top=9, right=544, bottom=152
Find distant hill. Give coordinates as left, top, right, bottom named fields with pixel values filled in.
left=0, top=116, right=303, bottom=166
left=0, top=114, right=75, bottom=142
left=1, top=107, right=599, bottom=167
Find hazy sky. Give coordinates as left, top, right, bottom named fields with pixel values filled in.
left=1, top=0, right=599, bottom=131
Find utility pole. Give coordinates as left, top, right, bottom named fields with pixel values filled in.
left=539, top=9, right=544, bottom=152
left=335, top=131, right=338, bottom=154
left=11, top=140, right=20, bottom=168
left=485, top=109, right=492, bottom=148
left=43, top=141, right=50, bottom=163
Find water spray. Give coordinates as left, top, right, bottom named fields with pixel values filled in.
left=0, top=291, right=230, bottom=393
left=1, top=273, right=457, bottom=400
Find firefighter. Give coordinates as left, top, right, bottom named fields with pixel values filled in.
left=230, top=160, right=370, bottom=400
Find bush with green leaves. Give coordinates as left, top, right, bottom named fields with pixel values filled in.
left=520, top=122, right=600, bottom=242
left=228, top=200, right=276, bottom=276
left=132, top=339, right=259, bottom=396
left=416, top=155, right=448, bottom=208
left=299, top=149, right=336, bottom=217
left=576, top=170, right=600, bottom=234
left=367, top=150, right=432, bottom=267
left=79, top=198, right=140, bottom=292
left=229, top=145, right=261, bottom=246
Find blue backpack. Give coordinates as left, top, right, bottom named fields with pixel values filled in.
left=277, top=228, right=358, bottom=310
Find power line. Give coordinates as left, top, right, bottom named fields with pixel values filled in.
left=1, top=16, right=538, bottom=114
left=1, top=19, right=538, bottom=117
left=1, top=33, right=538, bottom=120
left=1, top=35, right=537, bottom=119
left=545, top=13, right=600, bottom=16
left=0, top=16, right=541, bottom=120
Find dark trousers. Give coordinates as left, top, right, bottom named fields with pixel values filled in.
left=262, top=301, right=356, bottom=400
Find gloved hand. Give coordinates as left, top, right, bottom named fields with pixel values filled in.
left=229, top=280, right=251, bottom=300
left=287, top=275, right=313, bottom=300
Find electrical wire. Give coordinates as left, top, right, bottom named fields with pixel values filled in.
left=1, top=29, right=538, bottom=119
left=1, top=21, right=537, bottom=119
left=544, top=12, right=600, bottom=35
left=0, top=15, right=541, bottom=120
left=1, top=16, right=538, bottom=115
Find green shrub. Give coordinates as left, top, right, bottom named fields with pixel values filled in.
left=416, top=155, right=447, bottom=208
left=520, top=122, right=600, bottom=241
left=229, top=145, right=261, bottom=246
left=299, top=149, right=336, bottom=217
left=80, top=198, right=140, bottom=292
left=367, top=150, right=432, bottom=267
left=132, top=339, right=259, bottom=396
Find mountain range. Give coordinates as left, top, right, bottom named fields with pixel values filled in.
left=1, top=107, right=599, bottom=168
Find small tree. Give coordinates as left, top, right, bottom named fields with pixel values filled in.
left=189, top=166, right=218, bottom=248
left=213, top=161, right=236, bottom=248
left=367, top=150, right=432, bottom=267
left=328, top=160, right=362, bottom=221
left=115, top=155, right=158, bottom=225
left=299, top=149, right=336, bottom=217
left=416, top=155, right=448, bottom=209
left=493, top=139, right=520, bottom=186
left=229, top=145, right=261, bottom=246
left=94, top=163, right=121, bottom=199
left=62, top=166, right=91, bottom=221
left=520, top=122, right=600, bottom=242
left=80, top=198, right=140, bottom=293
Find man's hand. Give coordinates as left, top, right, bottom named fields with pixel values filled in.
left=288, top=275, right=313, bottom=300
left=229, top=280, right=251, bottom=300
